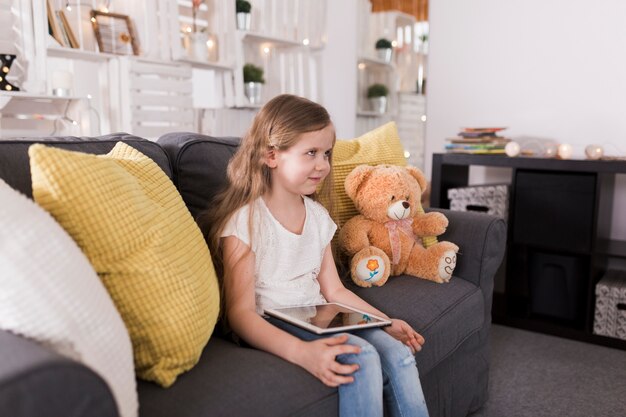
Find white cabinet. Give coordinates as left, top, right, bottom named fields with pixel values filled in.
left=355, top=0, right=428, bottom=169
left=0, top=0, right=327, bottom=140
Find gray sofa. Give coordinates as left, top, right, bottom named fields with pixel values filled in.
left=0, top=132, right=506, bottom=417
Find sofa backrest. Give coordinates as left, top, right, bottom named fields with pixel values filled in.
left=0, top=133, right=172, bottom=198
left=157, top=132, right=240, bottom=220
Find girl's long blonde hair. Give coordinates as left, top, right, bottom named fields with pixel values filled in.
left=201, top=94, right=335, bottom=278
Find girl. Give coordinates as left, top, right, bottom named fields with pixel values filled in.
left=205, top=94, right=429, bottom=417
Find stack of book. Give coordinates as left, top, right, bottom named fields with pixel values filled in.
left=445, top=127, right=510, bottom=154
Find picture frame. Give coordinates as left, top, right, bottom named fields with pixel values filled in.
left=46, top=0, right=66, bottom=47
left=58, top=10, right=79, bottom=49
left=90, top=10, right=139, bottom=56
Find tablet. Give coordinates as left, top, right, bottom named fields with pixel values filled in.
left=264, top=302, right=392, bottom=334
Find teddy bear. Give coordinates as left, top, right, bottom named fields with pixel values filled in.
left=338, top=164, right=458, bottom=287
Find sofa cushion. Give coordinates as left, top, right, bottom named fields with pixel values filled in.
left=346, top=275, right=484, bottom=376
left=158, top=132, right=240, bottom=220
left=29, top=142, right=220, bottom=387
left=0, top=179, right=137, bottom=417
left=137, top=337, right=337, bottom=417
left=0, top=134, right=171, bottom=198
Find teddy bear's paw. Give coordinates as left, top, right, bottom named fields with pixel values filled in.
left=355, top=255, right=387, bottom=285
left=437, top=250, right=457, bottom=282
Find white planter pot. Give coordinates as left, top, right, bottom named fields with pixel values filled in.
left=369, top=96, right=387, bottom=114
left=244, top=82, right=263, bottom=104
left=236, top=13, right=251, bottom=31
left=376, top=48, right=392, bottom=63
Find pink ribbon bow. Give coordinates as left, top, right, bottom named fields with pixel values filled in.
left=384, top=218, right=416, bottom=265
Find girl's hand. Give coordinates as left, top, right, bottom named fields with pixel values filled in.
left=384, top=319, right=425, bottom=354
left=296, top=334, right=361, bottom=387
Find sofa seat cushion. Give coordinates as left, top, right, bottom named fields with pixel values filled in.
left=346, top=275, right=485, bottom=375
left=137, top=337, right=337, bottom=417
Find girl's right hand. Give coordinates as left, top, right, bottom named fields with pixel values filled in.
left=297, top=334, right=361, bottom=387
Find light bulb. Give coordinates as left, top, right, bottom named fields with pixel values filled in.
left=505, top=141, right=521, bottom=157
left=585, top=144, right=604, bottom=160
left=543, top=144, right=558, bottom=158
left=557, top=143, right=573, bottom=159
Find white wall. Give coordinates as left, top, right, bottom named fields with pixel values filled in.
left=426, top=0, right=626, bottom=240
left=321, top=0, right=358, bottom=138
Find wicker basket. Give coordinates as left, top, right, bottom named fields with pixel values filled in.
left=593, top=270, right=626, bottom=341
left=447, top=184, right=509, bottom=220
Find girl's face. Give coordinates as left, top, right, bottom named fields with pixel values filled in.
left=268, top=124, right=335, bottom=197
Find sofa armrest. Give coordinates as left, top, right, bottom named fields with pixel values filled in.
left=0, top=330, right=118, bottom=417
left=429, top=208, right=506, bottom=295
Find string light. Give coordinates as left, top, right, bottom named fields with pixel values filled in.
left=0, top=54, right=19, bottom=91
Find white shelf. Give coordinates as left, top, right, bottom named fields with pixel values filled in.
left=0, top=92, right=86, bottom=110
left=233, top=103, right=263, bottom=110
left=46, top=47, right=118, bottom=62
left=357, top=110, right=387, bottom=117
left=175, top=58, right=234, bottom=71
left=358, top=56, right=395, bottom=69
left=238, top=31, right=302, bottom=47
left=4, top=1, right=327, bottom=139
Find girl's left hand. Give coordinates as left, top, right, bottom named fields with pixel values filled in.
left=383, top=319, right=425, bottom=354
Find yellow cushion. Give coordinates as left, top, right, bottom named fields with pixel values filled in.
left=326, top=121, right=437, bottom=248
left=329, top=122, right=407, bottom=228
left=29, top=142, right=219, bottom=388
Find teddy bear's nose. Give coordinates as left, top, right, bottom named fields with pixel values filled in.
left=402, top=201, right=410, bottom=209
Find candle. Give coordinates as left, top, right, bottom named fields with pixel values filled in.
left=52, top=70, right=73, bottom=97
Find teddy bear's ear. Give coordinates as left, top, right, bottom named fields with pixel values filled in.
left=344, top=165, right=375, bottom=201
left=405, top=166, right=428, bottom=193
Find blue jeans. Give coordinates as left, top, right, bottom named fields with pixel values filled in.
left=267, top=317, right=429, bottom=417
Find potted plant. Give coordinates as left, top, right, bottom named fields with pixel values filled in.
left=236, top=0, right=251, bottom=31
left=243, top=63, right=264, bottom=104
left=375, top=38, right=393, bottom=63
left=367, top=83, right=389, bottom=114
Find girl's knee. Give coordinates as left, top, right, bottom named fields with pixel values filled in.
left=336, top=333, right=380, bottom=368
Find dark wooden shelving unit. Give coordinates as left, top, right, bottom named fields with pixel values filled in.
left=431, top=153, right=626, bottom=350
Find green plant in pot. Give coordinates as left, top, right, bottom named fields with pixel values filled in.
left=367, top=83, right=389, bottom=114
left=243, top=63, right=265, bottom=104
left=236, top=0, right=252, bottom=30
left=375, top=38, right=393, bottom=63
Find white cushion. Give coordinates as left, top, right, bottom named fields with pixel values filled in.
left=0, top=179, right=138, bottom=417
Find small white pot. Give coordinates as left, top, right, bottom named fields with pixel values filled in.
left=188, top=32, right=208, bottom=62
left=369, top=96, right=387, bottom=114
left=244, top=82, right=263, bottom=104
left=376, top=48, right=392, bottom=63
left=236, top=12, right=251, bottom=31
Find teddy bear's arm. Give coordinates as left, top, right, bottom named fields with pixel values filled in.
left=412, top=211, right=449, bottom=236
left=338, top=215, right=375, bottom=255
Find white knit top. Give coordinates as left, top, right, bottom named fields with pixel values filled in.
left=221, top=196, right=337, bottom=315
